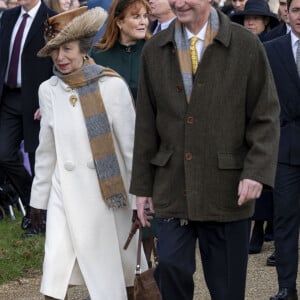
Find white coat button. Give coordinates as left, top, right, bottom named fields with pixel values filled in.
left=87, top=160, right=95, bottom=169
left=64, top=161, right=75, bottom=171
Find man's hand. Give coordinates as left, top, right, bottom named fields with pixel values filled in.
left=238, top=179, right=263, bottom=206
left=136, top=196, right=154, bottom=227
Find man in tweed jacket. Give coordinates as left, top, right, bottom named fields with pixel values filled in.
left=129, top=0, right=280, bottom=298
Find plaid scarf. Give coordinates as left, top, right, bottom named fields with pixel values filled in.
left=174, top=7, right=219, bottom=102
left=53, top=57, right=128, bottom=209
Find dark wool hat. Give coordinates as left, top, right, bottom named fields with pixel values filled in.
left=230, top=0, right=279, bottom=29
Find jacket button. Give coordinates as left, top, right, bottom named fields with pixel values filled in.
left=185, top=152, right=193, bottom=160
left=64, top=161, right=75, bottom=171
left=187, top=116, right=194, bottom=124
left=87, top=160, right=95, bottom=169
left=176, top=84, right=183, bottom=92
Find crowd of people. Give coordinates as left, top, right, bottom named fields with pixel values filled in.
left=0, top=0, right=299, bottom=299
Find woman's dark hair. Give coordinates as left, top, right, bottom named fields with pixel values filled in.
left=287, top=0, right=293, bottom=10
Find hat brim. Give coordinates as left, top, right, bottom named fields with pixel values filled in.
left=37, top=7, right=107, bottom=57
left=231, top=10, right=279, bottom=29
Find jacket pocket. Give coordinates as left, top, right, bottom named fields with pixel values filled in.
left=217, top=152, right=244, bottom=170
left=150, top=150, right=173, bottom=167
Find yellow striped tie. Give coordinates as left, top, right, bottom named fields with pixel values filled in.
left=190, top=37, right=199, bottom=75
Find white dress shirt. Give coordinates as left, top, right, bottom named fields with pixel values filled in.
left=153, top=17, right=176, bottom=34
left=185, top=22, right=208, bottom=63
left=290, top=30, right=300, bottom=64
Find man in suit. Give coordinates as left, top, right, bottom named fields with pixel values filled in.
left=265, top=0, right=300, bottom=298
left=265, top=0, right=291, bottom=269
left=0, top=0, right=55, bottom=235
left=148, top=0, right=175, bottom=34
left=129, top=0, right=280, bottom=298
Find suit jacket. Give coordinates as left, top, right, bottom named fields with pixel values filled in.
left=0, top=2, right=55, bottom=152
left=148, top=20, right=158, bottom=34
left=130, top=12, right=280, bottom=222
left=264, top=23, right=288, bottom=41
left=264, top=33, right=300, bottom=166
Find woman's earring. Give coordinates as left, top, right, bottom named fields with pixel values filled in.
left=83, top=55, right=88, bottom=61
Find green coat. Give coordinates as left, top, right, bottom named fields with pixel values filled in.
left=90, top=40, right=145, bottom=102
left=129, top=12, right=280, bottom=222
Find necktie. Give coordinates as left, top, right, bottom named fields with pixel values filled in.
left=297, top=40, right=300, bottom=78
left=7, top=13, right=29, bottom=88
left=190, top=36, right=199, bottom=75
left=155, top=23, right=161, bottom=33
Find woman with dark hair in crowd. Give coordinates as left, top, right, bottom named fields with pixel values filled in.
left=231, top=0, right=280, bottom=41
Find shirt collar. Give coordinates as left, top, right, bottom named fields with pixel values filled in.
left=160, top=17, right=176, bottom=31
left=20, top=0, right=41, bottom=19
left=290, top=30, right=299, bottom=48
left=185, top=21, right=208, bottom=41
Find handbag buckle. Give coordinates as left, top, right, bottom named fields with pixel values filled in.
left=135, top=264, right=142, bottom=274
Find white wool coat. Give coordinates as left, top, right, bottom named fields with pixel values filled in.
left=30, top=75, right=147, bottom=300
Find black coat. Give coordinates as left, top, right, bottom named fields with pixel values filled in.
left=264, top=23, right=288, bottom=41
left=264, top=33, right=300, bottom=166
left=0, top=2, right=55, bottom=152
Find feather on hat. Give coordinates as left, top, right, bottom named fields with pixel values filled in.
left=38, top=6, right=107, bottom=57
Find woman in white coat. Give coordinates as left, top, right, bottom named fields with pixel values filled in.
left=29, top=6, right=147, bottom=300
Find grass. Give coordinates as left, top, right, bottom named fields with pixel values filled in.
left=0, top=211, right=45, bottom=285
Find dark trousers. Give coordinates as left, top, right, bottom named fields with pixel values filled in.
left=0, top=87, right=33, bottom=207
left=154, top=218, right=250, bottom=300
left=273, top=163, right=300, bottom=290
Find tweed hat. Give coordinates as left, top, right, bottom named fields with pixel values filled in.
left=230, top=0, right=279, bottom=29
left=38, top=6, right=107, bottom=57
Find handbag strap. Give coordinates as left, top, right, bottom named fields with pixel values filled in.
left=136, top=228, right=143, bottom=274
left=136, top=227, right=158, bottom=274
left=147, top=227, right=158, bottom=265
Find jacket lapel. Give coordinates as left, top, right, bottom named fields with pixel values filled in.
left=0, top=8, right=20, bottom=69
left=23, top=2, right=47, bottom=48
left=275, top=33, right=300, bottom=88
left=3, top=8, right=20, bottom=47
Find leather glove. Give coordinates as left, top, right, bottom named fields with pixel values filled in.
left=30, top=207, right=46, bottom=233
left=132, top=209, right=138, bottom=223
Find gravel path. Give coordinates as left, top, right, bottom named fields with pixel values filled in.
left=0, top=241, right=299, bottom=299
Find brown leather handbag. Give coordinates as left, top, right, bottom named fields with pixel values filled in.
left=134, top=228, right=162, bottom=300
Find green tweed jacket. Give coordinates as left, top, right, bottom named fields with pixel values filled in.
left=129, top=11, right=280, bottom=222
